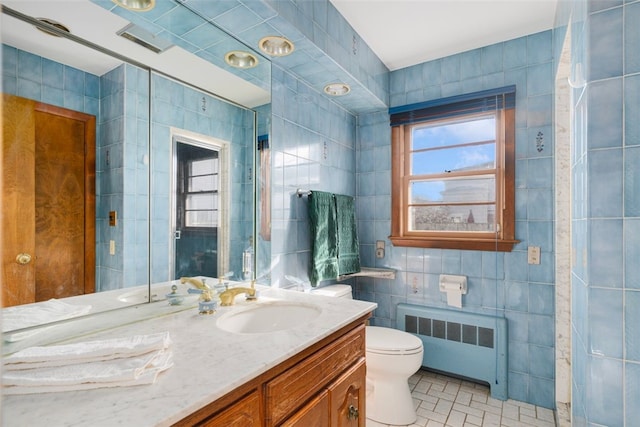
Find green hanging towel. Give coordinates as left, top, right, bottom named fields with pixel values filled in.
left=335, top=194, right=361, bottom=276
left=308, top=191, right=339, bottom=286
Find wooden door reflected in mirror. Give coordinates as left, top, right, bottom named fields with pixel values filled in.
left=2, top=94, right=95, bottom=307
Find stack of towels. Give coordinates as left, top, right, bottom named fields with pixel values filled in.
left=2, top=331, right=173, bottom=395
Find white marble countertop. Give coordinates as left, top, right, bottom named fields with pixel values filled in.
left=1, top=285, right=376, bottom=426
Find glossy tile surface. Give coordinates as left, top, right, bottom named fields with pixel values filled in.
left=366, top=369, right=556, bottom=427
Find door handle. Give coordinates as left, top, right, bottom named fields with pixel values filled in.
left=347, top=404, right=359, bottom=420
left=16, top=253, right=32, bottom=265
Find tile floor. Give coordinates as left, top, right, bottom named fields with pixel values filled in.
left=366, top=369, right=557, bottom=427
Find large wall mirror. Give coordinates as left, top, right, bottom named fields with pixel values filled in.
left=1, top=0, right=270, bottom=339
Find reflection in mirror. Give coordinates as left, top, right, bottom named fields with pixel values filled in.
left=1, top=8, right=151, bottom=316
left=1, top=0, right=270, bottom=340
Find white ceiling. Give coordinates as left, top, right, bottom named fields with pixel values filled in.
left=330, top=0, right=558, bottom=71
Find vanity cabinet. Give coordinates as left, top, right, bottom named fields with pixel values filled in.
left=175, top=315, right=368, bottom=427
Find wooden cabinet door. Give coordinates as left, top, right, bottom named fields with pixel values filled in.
left=200, top=391, right=262, bottom=427
left=280, top=390, right=330, bottom=427
left=328, top=359, right=366, bottom=427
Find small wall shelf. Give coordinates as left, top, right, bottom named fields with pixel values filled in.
left=339, top=267, right=396, bottom=281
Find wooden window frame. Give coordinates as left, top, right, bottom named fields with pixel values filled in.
left=390, top=103, right=518, bottom=252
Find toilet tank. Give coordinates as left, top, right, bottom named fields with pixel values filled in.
left=310, top=284, right=352, bottom=299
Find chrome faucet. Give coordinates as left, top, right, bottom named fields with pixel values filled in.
left=219, top=280, right=257, bottom=306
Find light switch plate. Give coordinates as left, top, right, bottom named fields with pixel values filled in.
left=109, top=240, right=116, bottom=255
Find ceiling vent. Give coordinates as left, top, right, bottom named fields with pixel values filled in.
left=117, top=23, right=173, bottom=54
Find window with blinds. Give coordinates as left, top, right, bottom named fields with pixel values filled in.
left=390, top=86, right=518, bottom=251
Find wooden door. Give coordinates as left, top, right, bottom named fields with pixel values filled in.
left=1, top=94, right=95, bottom=306
left=2, top=94, right=36, bottom=306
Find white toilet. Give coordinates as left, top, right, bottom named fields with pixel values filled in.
left=310, top=284, right=424, bottom=426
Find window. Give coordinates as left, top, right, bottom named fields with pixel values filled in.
left=390, top=86, right=518, bottom=251
left=177, top=143, right=219, bottom=229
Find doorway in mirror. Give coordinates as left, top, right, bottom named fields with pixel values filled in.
left=171, top=132, right=229, bottom=281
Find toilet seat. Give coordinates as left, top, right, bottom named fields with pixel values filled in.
left=366, top=326, right=423, bottom=355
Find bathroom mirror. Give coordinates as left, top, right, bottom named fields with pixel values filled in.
left=1, top=0, right=270, bottom=332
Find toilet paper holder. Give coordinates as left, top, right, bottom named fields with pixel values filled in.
left=439, top=274, right=468, bottom=294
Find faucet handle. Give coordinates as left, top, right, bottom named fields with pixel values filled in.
left=246, top=281, right=257, bottom=301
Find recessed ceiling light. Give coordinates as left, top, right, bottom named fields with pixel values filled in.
left=224, top=51, right=259, bottom=69
left=112, top=0, right=155, bottom=12
left=324, top=83, right=351, bottom=96
left=35, top=18, right=70, bottom=37
left=258, top=36, right=295, bottom=57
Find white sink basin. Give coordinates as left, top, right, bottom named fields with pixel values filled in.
left=216, top=301, right=322, bottom=334
left=117, top=289, right=167, bottom=303
left=117, top=289, right=152, bottom=303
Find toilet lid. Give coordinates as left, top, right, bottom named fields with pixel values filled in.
left=366, top=326, right=423, bottom=354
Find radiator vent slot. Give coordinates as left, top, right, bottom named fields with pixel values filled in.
left=405, top=315, right=495, bottom=349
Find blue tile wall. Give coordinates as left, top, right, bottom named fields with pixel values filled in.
left=557, top=0, right=640, bottom=425
left=357, top=30, right=556, bottom=408
left=122, top=65, right=150, bottom=287
left=95, top=64, right=151, bottom=291
left=148, top=73, right=254, bottom=283
left=98, top=65, right=126, bottom=291
left=2, top=45, right=99, bottom=115
left=267, top=64, right=356, bottom=288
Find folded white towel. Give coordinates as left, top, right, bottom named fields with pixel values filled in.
left=2, top=332, right=174, bottom=394
left=3, top=331, right=172, bottom=370
left=2, top=369, right=159, bottom=395
left=2, top=352, right=173, bottom=395
left=2, top=299, right=92, bottom=342
left=3, top=349, right=173, bottom=386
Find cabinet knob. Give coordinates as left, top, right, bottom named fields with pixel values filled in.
left=16, top=253, right=32, bottom=265
left=347, top=404, right=359, bottom=420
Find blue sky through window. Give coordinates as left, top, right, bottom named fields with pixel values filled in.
left=410, top=115, right=496, bottom=201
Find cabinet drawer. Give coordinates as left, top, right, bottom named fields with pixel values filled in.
left=265, top=324, right=365, bottom=426
left=199, top=390, right=262, bottom=427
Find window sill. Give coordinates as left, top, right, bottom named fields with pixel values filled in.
left=389, top=236, right=519, bottom=252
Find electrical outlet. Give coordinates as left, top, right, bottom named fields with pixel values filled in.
left=376, top=248, right=385, bottom=258
left=109, top=240, right=116, bottom=255
left=528, top=246, right=540, bottom=265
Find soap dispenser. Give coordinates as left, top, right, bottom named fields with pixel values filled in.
left=242, top=236, right=254, bottom=281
